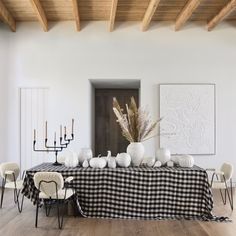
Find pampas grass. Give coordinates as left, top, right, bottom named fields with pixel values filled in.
left=113, top=97, right=162, bottom=142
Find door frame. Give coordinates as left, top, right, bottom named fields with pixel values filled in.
left=90, top=79, right=141, bottom=155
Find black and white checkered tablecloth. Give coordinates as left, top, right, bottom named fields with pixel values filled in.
left=21, top=163, right=229, bottom=221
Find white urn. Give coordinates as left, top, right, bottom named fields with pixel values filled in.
left=178, top=155, right=194, bottom=168
left=127, top=142, right=145, bottom=167
left=108, top=157, right=116, bottom=169
left=89, top=158, right=107, bottom=169
left=65, top=151, right=79, bottom=168
left=116, top=153, right=131, bottom=167
left=78, top=148, right=93, bottom=164
left=156, top=148, right=171, bottom=165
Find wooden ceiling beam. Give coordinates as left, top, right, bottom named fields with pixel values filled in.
left=207, top=0, right=236, bottom=31
left=30, top=0, right=48, bottom=32
left=141, top=0, right=161, bottom=31
left=108, top=0, right=118, bottom=32
left=175, top=0, right=201, bottom=31
left=72, top=0, right=80, bottom=31
left=0, top=0, right=16, bottom=32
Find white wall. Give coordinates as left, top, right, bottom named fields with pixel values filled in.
left=1, top=21, right=236, bottom=180
left=0, top=24, right=10, bottom=163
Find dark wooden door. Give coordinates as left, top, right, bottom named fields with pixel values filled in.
left=95, top=89, right=139, bottom=156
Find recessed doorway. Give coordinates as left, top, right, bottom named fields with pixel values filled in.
left=95, top=88, right=139, bottom=156
left=91, top=79, right=140, bottom=157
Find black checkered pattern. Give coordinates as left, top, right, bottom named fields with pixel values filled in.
left=21, top=163, right=229, bottom=222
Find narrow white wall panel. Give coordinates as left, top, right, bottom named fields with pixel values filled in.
left=20, top=88, right=49, bottom=171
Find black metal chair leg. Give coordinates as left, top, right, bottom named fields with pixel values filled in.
left=0, top=186, right=5, bottom=208
left=17, top=194, right=24, bottom=213
left=16, top=189, right=20, bottom=203
left=45, top=202, right=51, bottom=217
left=56, top=201, right=64, bottom=229
left=56, top=201, right=61, bottom=229
left=223, top=177, right=234, bottom=211
left=13, top=188, right=18, bottom=204
left=219, top=189, right=226, bottom=205
left=226, top=187, right=233, bottom=210
left=61, top=202, right=66, bottom=229
left=230, top=179, right=234, bottom=210
left=35, top=202, right=39, bottom=228
left=225, top=189, right=227, bottom=204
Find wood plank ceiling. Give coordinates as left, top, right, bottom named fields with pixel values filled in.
left=0, top=0, right=236, bottom=32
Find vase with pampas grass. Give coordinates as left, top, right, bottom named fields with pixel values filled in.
left=113, top=97, right=162, bottom=166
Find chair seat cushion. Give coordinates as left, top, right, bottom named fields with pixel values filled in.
left=211, top=181, right=227, bottom=189
left=5, top=180, right=23, bottom=189
left=39, top=188, right=74, bottom=199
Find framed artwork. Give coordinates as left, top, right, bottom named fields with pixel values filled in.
left=159, top=84, right=216, bottom=155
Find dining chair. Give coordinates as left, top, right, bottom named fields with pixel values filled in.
left=33, top=172, right=75, bottom=229
left=208, top=163, right=234, bottom=210
left=0, top=162, right=25, bottom=212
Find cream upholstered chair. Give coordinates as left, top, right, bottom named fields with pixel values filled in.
left=33, top=172, right=74, bottom=229
left=0, top=162, right=25, bottom=212
left=209, top=163, right=234, bottom=210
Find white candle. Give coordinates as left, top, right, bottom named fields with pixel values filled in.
left=34, top=129, right=36, bottom=141
left=64, top=126, right=67, bottom=136
left=45, top=121, right=48, bottom=139
left=60, top=125, right=62, bottom=138
left=72, top=119, right=74, bottom=134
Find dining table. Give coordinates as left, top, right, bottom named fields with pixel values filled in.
left=21, top=162, right=229, bottom=221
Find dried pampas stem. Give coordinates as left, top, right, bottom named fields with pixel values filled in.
left=113, top=97, right=161, bottom=142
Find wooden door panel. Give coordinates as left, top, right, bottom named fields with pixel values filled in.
left=95, top=89, right=139, bottom=156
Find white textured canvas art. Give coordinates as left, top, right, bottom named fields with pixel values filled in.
left=160, top=84, right=215, bottom=155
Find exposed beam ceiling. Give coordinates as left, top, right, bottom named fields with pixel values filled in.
left=72, top=0, right=80, bottom=31
left=30, top=0, right=48, bottom=32
left=108, top=0, right=118, bottom=32
left=175, top=0, right=201, bottom=31
left=207, top=0, right=236, bottom=31
left=141, top=0, right=161, bottom=31
left=1, top=0, right=236, bottom=32
left=0, top=0, right=16, bottom=32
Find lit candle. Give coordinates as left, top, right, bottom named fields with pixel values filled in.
left=34, top=129, right=36, bottom=141
left=45, top=121, right=48, bottom=139
left=60, top=125, right=62, bottom=138
left=72, top=119, right=74, bottom=134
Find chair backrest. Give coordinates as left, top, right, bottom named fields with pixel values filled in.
left=220, top=163, right=234, bottom=181
left=0, top=162, right=20, bottom=182
left=33, top=172, right=64, bottom=197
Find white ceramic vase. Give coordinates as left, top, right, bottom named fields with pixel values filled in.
left=156, top=148, right=171, bottom=164
left=79, top=148, right=93, bottom=164
left=116, top=153, right=131, bottom=167
left=65, top=152, right=79, bottom=168
left=179, top=155, right=194, bottom=168
left=127, top=142, right=145, bottom=167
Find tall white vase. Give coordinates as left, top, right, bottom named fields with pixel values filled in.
left=127, top=142, right=145, bottom=167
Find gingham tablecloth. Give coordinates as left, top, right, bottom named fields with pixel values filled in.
left=21, top=163, right=229, bottom=221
